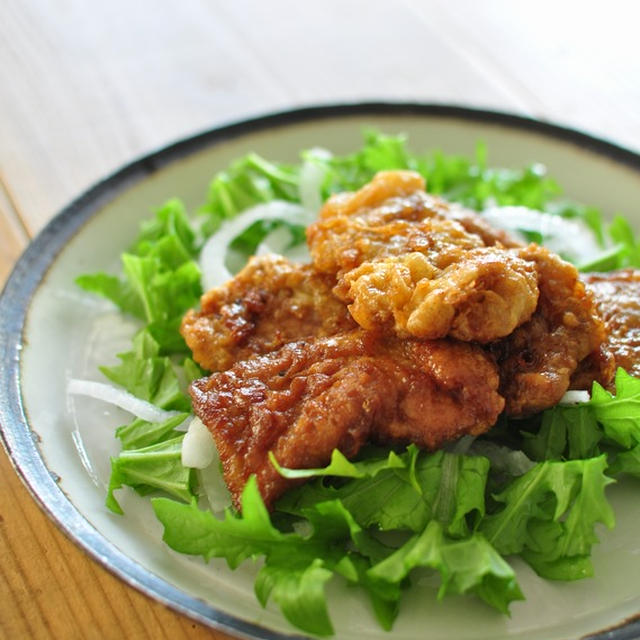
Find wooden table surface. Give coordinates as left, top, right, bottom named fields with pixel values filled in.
left=2, top=1, right=640, bottom=638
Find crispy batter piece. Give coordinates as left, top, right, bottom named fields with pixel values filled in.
left=181, top=255, right=356, bottom=371
left=492, top=246, right=607, bottom=416
left=190, top=331, right=504, bottom=509
left=580, top=270, right=640, bottom=379
left=340, top=247, right=539, bottom=342
left=307, top=170, right=539, bottom=342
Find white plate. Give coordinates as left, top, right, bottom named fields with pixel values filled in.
left=2, top=104, right=640, bottom=640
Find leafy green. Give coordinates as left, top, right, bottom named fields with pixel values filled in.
left=100, top=330, right=191, bottom=412
left=153, top=466, right=516, bottom=633
left=153, top=476, right=292, bottom=564
left=269, top=447, right=405, bottom=480
left=608, top=446, right=640, bottom=477
left=75, top=271, right=145, bottom=317
left=200, top=153, right=300, bottom=236
left=317, top=131, right=560, bottom=213
left=255, top=558, right=334, bottom=636
left=76, top=201, right=202, bottom=353
left=368, top=520, right=523, bottom=614
left=522, top=405, right=602, bottom=462
left=229, top=219, right=306, bottom=256
left=520, top=370, right=640, bottom=471
left=591, top=369, right=640, bottom=448
left=135, top=198, right=199, bottom=257
left=153, top=478, right=342, bottom=636
left=107, top=435, right=194, bottom=514
left=578, top=215, right=640, bottom=271
left=480, top=456, right=615, bottom=580
left=278, top=448, right=489, bottom=538
left=116, top=412, right=189, bottom=451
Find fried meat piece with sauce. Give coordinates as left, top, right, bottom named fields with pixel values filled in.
left=190, top=331, right=504, bottom=509
left=339, top=247, right=539, bottom=343
left=308, top=171, right=519, bottom=274
left=492, top=246, right=608, bottom=416
left=579, top=270, right=640, bottom=379
left=180, top=255, right=356, bottom=371
left=306, top=170, right=539, bottom=342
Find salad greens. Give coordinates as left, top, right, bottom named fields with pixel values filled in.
left=75, top=131, right=640, bottom=636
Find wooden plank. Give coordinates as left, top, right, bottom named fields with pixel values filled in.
left=0, top=0, right=293, bottom=234
left=3, top=0, right=639, bottom=236
left=211, top=0, right=528, bottom=113
left=0, top=449, right=233, bottom=639
left=0, top=180, right=29, bottom=287
left=404, top=0, right=640, bottom=151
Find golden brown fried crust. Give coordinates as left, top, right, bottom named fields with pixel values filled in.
left=492, top=246, right=607, bottom=416
left=570, top=346, right=616, bottom=391
left=183, top=170, right=618, bottom=509
left=310, top=170, right=519, bottom=254
left=180, top=255, right=356, bottom=371
left=307, top=171, right=485, bottom=276
left=339, top=248, right=539, bottom=342
left=580, top=270, right=640, bottom=380
left=307, top=171, right=537, bottom=343
left=190, top=331, right=504, bottom=510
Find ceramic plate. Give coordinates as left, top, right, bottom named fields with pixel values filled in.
left=2, top=104, right=640, bottom=640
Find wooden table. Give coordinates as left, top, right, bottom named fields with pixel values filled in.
left=1, top=1, right=639, bottom=638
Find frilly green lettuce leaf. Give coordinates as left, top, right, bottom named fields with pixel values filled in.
left=591, top=369, right=640, bottom=448
left=480, top=456, right=614, bottom=579
left=368, top=520, right=523, bottom=614
left=107, top=435, right=193, bottom=514
left=278, top=448, right=489, bottom=538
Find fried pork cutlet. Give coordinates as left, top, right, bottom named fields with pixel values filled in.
left=580, top=270, right=640, bottom=379
left=183, top=171, right=614, bottom=509
left=190, top=331, right=504, bottom=510
left=307, top=170, right=607, bottom=412
left=339, top=247, right=539, bottom=343
left=181, top=254, right=356, bottom=371
left=307, top=170, right=540, bottom=342
left=491, top=246, right=608, bottom=416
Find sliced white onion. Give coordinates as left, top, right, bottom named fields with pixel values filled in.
left=292, top=520, right=314, bottom=537
left=446, top=435, right=534, bottom=475
left=447, top=434, right=476, bottom=454
left=482, top=206, right=601, bottom=264
left=256, top=225, right=296, bottom=257
left=181, top=416, right=216, bottom=469
left=559, top=390, right=591, bottom=405
left=299, top=148, right=332, bottom=213
left=197, top=460, right=232, bottom=513
left=281, top=242, right=311, bottom=263
left=199, top=201, right=313, bottom=291
left=256, top=226, right=311, bottom=263
left=467, top=441, right=536, bottom=476
left=67, top=379, right=180, bottom=423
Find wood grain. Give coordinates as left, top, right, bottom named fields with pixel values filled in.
left=0, top=449, right=232, bottom=640
left=1, top=0, right=638, bottom=235
left=0, top=182, right=29, bottom=287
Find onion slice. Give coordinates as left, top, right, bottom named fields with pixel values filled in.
left=67, top=379, right=181, bottom=423
left=482, top=206, right=601, bottom=264
left=199, top=201, right=313, bottom=291
left=299, top=148, right=331, bottom=213
left=181, top=416, right=216, bottom=469
left=559, top=390, right=591, bottom=405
